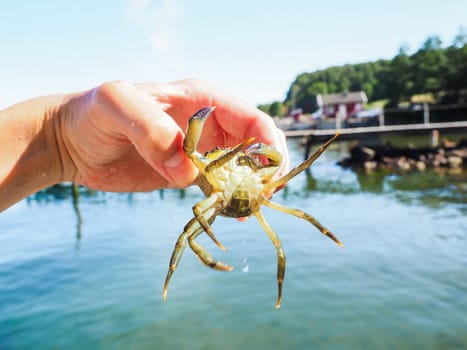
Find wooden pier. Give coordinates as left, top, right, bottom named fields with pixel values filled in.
left=284, top=121, right=467, bottom=142
left=284, top=121, right=467, bottom=160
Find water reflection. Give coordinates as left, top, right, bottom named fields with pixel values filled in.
left=304, top=169, right=318, bottom=191
left=280, top=165, right=466, bottom=216
left=158, top=188, right=186, bottom=200
left=29, top=183, right=102, bottom=203
left=71, top=184, right=83, bottom=242
left=355, top=169, right=386, bottom=193
left=28, top=184, right=87, bottom=245
left=387, top=168, right=464, bottom=191
left=27, top=166, right=466, bottom=221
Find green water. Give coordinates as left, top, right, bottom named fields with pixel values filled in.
left=1, top=139, right=466, bottom=350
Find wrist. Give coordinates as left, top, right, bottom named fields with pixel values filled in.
left=50, top=94, right=80, bottom=184
left=0, top=94, right=74, bottom=211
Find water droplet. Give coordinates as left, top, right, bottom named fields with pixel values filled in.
left=241, top=257, right=249, bottom=273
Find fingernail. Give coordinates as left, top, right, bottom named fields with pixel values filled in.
left=164, top=151, right=185, bottom=168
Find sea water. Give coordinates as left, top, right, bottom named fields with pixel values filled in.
left=1, top=139, right=466, bottom=350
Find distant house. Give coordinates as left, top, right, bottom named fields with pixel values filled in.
left=316, top=91, right=368, bottom=119
left=290, top=108, right=303, bottom=122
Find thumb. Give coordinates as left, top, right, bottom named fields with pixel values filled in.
left=93, top=81, right=198, bottom=187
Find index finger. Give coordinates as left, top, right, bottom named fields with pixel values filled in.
left=208, top=88, right=290, bottom=174
left=139, top=79, right=290, bottom=174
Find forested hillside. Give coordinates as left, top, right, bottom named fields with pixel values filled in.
left=260, top=30, right=466, bottom=116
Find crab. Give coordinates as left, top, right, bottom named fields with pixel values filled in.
left=163, top=106, right=343, bottom=309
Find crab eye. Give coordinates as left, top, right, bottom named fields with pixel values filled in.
left=236, top=155, right=262, bottom=170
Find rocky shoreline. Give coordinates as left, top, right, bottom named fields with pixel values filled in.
left=338, top=139, right=467, bottom=171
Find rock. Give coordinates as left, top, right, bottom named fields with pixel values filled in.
left=338, top=138, right=466, bottom=171
left=397, top=157, right=411, bottom=170
left=416, top=161, right=426, bottom=171
left=364, top=161, right=378, bottom=170
left=448, top=156, right=463, bottom=168
left=350, top=146, right=376, bottom=162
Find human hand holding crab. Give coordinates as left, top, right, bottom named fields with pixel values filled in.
left=0, top=79, right=288, bottom=210
left=59, top=79, right=290, bottom=192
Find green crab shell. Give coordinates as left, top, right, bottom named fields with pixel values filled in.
left=195, top=148, right=279, bottom=218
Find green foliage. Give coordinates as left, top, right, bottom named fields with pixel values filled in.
left=257, top=104, right=270, bottom=115
left=282, top=61, right=392, bottom=112
left=269, top=101, right=287, bottom=117
left=452, top=26, right=466, bottom=48
left=420, top=35, right=443, bottom=51
left=258, top=101, right=287, bottom=117
left=259, top=30, right=467, bottom=113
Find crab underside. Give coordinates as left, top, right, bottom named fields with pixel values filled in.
left=163, top=106, right=343, bottom=309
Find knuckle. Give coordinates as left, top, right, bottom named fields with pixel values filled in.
left=93, top=80, right=131, bottom=103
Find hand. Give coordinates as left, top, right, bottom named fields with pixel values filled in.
left=60, top=79, right=289, bottom=192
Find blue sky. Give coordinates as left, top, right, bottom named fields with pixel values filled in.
left=1, top=0, right=465, bottom=108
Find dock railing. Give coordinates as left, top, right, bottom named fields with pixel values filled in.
left=283, top=103, right=467, bottom=141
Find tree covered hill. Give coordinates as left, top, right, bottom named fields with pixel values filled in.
left=259, top=30, right=466, bottom=117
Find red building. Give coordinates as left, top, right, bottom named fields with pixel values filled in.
left=316, top=91, right=368, bottom=119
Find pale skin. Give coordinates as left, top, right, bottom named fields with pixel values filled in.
left=0, top=79, right=289, bottom=212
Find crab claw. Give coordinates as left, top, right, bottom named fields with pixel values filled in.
left=184, top=106, right=216, bottom=157
left=245, top=143, right=283, bottom=167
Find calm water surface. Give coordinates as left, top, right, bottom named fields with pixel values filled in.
left=1, top=139, right=466, bottom=350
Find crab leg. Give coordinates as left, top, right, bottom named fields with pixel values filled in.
left=265, top=132, right=340, bottom=192
left=193, top=195, right=226, bottom=251
left=188, top=226, right=234, bottom=272
left=205, top=137, right=256, bottom=173
left=254, top=210, right=286, bottom=309
left=163, top=217, right=201, bottom=301
left=262, top=198, right=344, bottom=248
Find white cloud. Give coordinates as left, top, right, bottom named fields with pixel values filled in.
left=128, top=0, right=151, bottom=14
left=126, top=0, right=184, bottom=73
